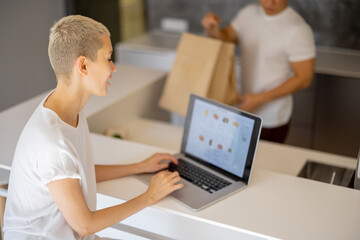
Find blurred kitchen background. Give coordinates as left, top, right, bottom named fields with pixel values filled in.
left=0, top=0, right=359, bottom=158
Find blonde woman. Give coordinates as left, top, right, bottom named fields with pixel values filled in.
left=3, top=15, right=183, bottom=240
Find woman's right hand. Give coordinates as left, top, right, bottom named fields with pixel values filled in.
left=201, top=12, right=221, bottom=31
left=144, top=170, right=183, bottom=205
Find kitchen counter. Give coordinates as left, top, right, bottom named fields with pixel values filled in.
left=92, top=133, right=360, bottom=240
left=1, top=64, right=359, bottom=239
left=315, top=45, right=360, bottom=79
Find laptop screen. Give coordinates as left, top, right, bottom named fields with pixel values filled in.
left=182, top=95, right=262, bottom=180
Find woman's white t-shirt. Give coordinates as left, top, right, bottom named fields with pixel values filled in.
left=4, top=92, right=97, bottom=240
left=231, top=4, right=316, bottom=127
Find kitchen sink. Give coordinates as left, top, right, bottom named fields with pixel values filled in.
left=298, top=160, right=355, bottom=188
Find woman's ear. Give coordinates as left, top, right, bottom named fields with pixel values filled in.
left=76, top=56, right=87, bottom=76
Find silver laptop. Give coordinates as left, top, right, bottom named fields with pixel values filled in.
left=137, top=94, right=262, bottom=211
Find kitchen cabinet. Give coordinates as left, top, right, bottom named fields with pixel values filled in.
left=314, top=75, right=360, bottom=157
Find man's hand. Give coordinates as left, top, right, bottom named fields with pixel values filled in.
left=139, top=153, right=178, bottom=173
left=144, top=170, right=183, bottom=205
left=201, top=12, right=238, bottom=43
left=236, top=58, right=316, bottom=113
left=202, top=12, right=221, bottom=31
left=237, top=93, right=265, bottom=113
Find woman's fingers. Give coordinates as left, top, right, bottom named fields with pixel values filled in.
left=147, top=170, right=183, bottom=204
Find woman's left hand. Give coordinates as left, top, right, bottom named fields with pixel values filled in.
left=140, top=153, right=178, bottom=173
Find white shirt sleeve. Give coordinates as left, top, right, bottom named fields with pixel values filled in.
left=230, top=4, right=255, bottom=35
left=230, top=9, right=243, bottom=35
left=286, top=24, right=316, bottom=62
left=37, top=147, right=81, bottom=185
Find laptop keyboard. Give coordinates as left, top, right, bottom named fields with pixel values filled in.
left=168, top=158, right=231, bottom=194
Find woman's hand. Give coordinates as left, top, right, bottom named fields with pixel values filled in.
left=144, top=170, right=183, bottom=205
left=139, top=153, right=178, bottom=173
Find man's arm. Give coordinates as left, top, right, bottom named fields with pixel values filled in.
left=238, top=58, right=316, bottom=112
left=95, top=153, right=178, bottom=182
left=202, top=12, right=238, bottom=44
left=207, top=25, right=238, bottom=44
left=47, top=171, right=182, bottom=237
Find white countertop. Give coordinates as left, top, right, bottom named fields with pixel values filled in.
left=255, top=140, right=357, bottom=176
left=92, top=133, right=360, bottom=240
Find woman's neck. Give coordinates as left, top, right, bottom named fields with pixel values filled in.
left=44, top=78, right=90, bottom=127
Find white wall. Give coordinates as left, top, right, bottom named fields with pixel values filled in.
left=0, top=0, right=65, bottom=112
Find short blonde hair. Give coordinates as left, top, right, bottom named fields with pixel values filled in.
left=48, top=15, right=110, bottom=78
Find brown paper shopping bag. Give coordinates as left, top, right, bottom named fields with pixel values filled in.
left=159, top=33, right=238, bottom=116
left=207, top=41, right=238, bottom=105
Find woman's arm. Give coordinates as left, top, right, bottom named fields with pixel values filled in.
left=47, top=170, right=182, bottom=237
left=95, top=153, right=178, bottom=182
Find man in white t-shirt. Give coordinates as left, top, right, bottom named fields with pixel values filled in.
left=3, top=15, right=183, bottom=239
left=202, top=0, right=316, bottom=143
